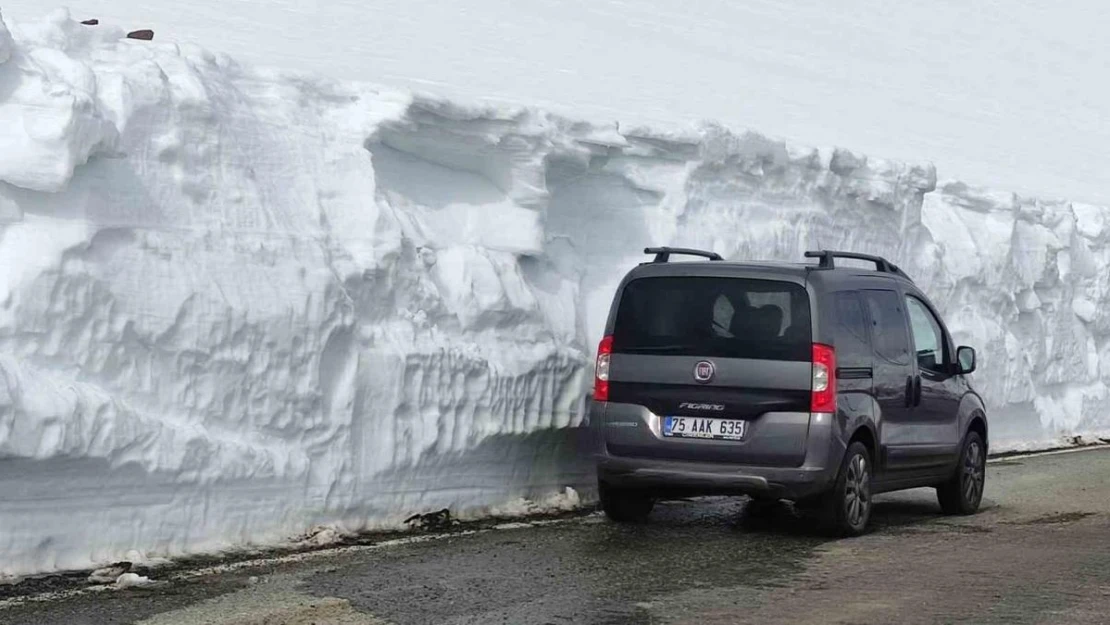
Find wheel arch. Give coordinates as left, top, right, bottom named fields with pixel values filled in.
left=959, top=392, right=989, bottom=451
left=847, top=422, right=878, bottom=458
left=967, top=412, right=988, bottom=450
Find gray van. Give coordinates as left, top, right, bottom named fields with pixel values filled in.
left=589, top=248, right=987, bottom=536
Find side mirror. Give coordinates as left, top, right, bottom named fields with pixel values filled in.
left=956, top=346, right=976, bottom=374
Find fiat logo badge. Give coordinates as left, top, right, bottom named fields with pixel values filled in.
left=693, top=360, right=715, bottom=383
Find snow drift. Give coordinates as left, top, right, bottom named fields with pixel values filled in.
left=1, top=9, right=1108, bottom=577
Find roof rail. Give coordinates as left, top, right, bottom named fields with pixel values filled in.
left=804, top=250, right=912, bottom=281
left=644, top=247, right=724, bottom=263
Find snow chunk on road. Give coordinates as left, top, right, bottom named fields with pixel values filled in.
left=113, top=573, right=153, bottom=589
left=472, top=487, right=583, bottom=520
left=88, top=563, right=132, bottom=584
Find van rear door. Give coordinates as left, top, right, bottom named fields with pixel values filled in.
left=604, top=274, right=814, bottom=467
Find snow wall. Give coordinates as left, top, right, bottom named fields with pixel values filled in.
left=1, top=10, right=1109, bottom=577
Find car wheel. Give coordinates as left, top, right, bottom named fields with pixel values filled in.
left=599, top=482, right=654, bottom=523
left=820, top=442, right=873, bottom=537
left=937, top=431, right=986, bottom=515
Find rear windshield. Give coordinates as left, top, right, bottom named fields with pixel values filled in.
left=612, top=276, right=812, bottom=361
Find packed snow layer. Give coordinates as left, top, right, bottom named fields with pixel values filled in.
left=1, top=9, right=1109, bottom=577
left=3, top=0, right=1110, bottom=206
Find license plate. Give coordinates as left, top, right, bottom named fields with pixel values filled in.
left=663, top=416, right=746, bottom=441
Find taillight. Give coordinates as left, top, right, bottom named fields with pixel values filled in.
left=811, top=343, right=836, bottom=413
left=593, top=335, right=613, bottom=401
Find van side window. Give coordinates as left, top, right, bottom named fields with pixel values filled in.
left=862, top=290, right=910, bottom=365
left=833, top=291, right=871, bottom=366
left=905, top=296, right=948, bottom=373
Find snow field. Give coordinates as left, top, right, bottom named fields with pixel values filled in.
left=0, top=8, right=1108, bottom=577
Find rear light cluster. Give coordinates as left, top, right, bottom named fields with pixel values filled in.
left=593, top=336, right=835, bottom=411
left=811, top=343, right=836, bottom=413
left=593, top=335, right=613, bottom=401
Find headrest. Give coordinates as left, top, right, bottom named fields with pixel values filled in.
left=755, top=305, right=783, bottom=337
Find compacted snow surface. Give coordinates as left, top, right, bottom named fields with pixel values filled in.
left=1, top=9, right=1109, bottom=577
left=4, top=0, right=1110, bottom=205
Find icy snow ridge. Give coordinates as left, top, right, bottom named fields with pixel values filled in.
left=0, top=9, right=1108, bottom=577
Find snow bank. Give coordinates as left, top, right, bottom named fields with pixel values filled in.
left=0, top=10, right=1108, bottom=577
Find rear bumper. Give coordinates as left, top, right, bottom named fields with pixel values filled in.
left=590, top=399, right=843, bottom=500
left=596, top=455, right=834, bottom=500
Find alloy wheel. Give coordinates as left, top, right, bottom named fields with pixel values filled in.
left=844, top=454, right=871, bottom=527
left=962, top=441, right=985, bottom=505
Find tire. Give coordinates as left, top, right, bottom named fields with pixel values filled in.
left=937, top=431, right=986, bottom=515
left=599, top=482, right=654, bottom=523
left=819, top=442, right=873, bottom=537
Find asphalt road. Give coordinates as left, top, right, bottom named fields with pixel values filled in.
left=4, top=447, right=1110, bottom=625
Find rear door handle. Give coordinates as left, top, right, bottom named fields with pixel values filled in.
left=904, top=376, right=913, bottom=407
left=913, top=375, right=922, bottom=406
